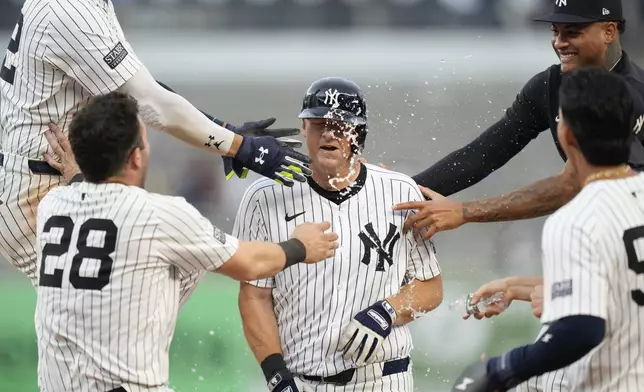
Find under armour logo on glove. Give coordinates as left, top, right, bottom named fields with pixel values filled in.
left=454, top=377, right=474, bottom=390
left=235, top=135, right=312, bottom=187
left=256, top=146, right=269, bottom=165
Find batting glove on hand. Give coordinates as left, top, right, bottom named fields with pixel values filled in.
left=451, top=361, right=491, bottom=392
left=267, top=369, right=313, bottom=392
left=451, top=355, right=518, bottom=392
left=220, top=118, right=307, bottom=183
left=339, top=300, right=397, bottom=366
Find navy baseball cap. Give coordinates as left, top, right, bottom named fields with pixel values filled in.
left=534, top=0, right=624, bottom=24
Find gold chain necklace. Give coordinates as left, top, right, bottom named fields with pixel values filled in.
left=583, top=164, right=633, bottom=186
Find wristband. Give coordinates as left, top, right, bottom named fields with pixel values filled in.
left=260, top=353, right=288, bottom=382
left=69, top=172, right=85, bottom=184
left=278, top=238, right=307, bottom=268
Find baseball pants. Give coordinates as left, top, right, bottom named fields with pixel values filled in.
left=0, top=152, right=63, bottom=287
left=296, top=358, right=413, bottom=392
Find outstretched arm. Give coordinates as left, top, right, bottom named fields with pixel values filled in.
left=395, top=162, right=579, bottom=239
left=120, top=67, right=240, bottom=156
left=460, top=161, right=579, bottom=223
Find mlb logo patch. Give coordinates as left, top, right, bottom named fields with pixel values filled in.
left=551, top=279, right=572, bottom=299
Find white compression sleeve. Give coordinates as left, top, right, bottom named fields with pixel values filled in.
left=118, top=66, right=237, bottom=155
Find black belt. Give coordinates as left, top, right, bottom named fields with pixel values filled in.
left=301, top=356, right=410, bottom=386
left=0, top=152, right=61, bottom=176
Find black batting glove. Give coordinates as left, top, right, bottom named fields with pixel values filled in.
left=233, top=133, right=311, bottom=187
left=220, top=118, right=306, bottom=182
left=451, top=361, right=493, bottom=392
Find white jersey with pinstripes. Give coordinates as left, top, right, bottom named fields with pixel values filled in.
left=232, top=163, right=441, bottom=378
left=540, top=173, right=644, bottom=392
left=0, top=0, right=141, bottom=285
left=35, top=182, right=238, bottom=392
left=1, top=0, right=141, bottom=158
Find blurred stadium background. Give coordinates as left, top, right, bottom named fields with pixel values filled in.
left=1, top=0, right=643, bottom=390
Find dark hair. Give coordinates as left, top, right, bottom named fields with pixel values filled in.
left=69, top=91, right=143, bottom=183
left=559, top=67, right=633, bottom=165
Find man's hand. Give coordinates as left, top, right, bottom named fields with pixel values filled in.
left=464, top=279, right=512, bottom=321
left=451, top=361, right=492, bottom=392
left=393, top=186, right=465, bottom=239
left=221, top=118, right=308, bottom=185
left=290, top=222, right=339, bottom=263
left=43, top=123, right=81, bottom=183
left=339, top=300, right=396, bottom=366
left=530, top=285, right=544, bottom=318
left=266, top=369, right=313, bottom=392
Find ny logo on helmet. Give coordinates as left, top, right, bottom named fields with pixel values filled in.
left=324, top=88, right=341, bottom=108
left=555, top=0, right=567, bottom=7
left=359, top=222, right=400, bottom=271
left=256, top=146, right=268, bottom=165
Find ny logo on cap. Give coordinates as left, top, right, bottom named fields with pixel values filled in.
left=555, top=0, right=567, bottom=7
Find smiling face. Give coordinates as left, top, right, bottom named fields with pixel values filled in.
left=551, top=22, right=617, bottom=72
left=303, top=118, right=359, bottom=177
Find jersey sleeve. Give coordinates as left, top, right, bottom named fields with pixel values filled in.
left=540, top=216, right=608, bottom=324
left=404, top=184, right=442, bottom=281
left=231, top=184, right=275, bottom=289
left=154, top=196, right=239, bottom=273
left=44, top=0, right=142, bottom=95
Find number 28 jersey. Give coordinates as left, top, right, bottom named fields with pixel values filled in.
left=35, top=182, right=239, bottom=392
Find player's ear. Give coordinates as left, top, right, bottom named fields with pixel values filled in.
left=129, top=146, right=143, bottom=171
left=603, top=22, right=618, bottom=44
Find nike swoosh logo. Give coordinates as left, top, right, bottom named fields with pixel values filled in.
left=285, top=211, right=305, bottom=222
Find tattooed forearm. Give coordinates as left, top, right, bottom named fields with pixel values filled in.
left=461, top=168, right=580, bottom=223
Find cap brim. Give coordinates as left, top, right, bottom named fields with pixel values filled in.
left=533, top=13, right=601, bottom=24
left=298, top=108, right=366, bottom=125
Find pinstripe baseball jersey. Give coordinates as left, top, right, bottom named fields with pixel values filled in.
left=232, top=163, right=441, bottom=377
left=35, top=181, right=237, bottom=392
left=1, top=0, right=141, bottom=159
left=540, top=172, right=644, bottom=391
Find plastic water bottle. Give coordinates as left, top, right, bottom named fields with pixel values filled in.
left=448, top=292, right=506, bottom=315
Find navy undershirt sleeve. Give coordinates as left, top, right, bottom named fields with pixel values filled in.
left=486, top=315, right=605, bottom=390
left=412, top=71, right=550, bottom=196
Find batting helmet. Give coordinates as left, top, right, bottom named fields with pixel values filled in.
left=298, top=77, right=368, bottom=153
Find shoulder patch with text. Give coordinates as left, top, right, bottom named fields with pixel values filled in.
left=103, top=42, right=128, bottom=69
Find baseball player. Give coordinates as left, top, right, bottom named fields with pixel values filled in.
left=34, top=91, right=339, bottom=392
left=234, top=77, right=443, bottom=392
left=394, top=0, right=644, bottom=239
left=451, top=68, right=644, bottom=392
left=0, top=0, right=309, bottom=287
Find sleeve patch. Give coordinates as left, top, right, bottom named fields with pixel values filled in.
left=552, top=279, right=573, bottom=299
left=103, top=42, right=128, bottom=69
